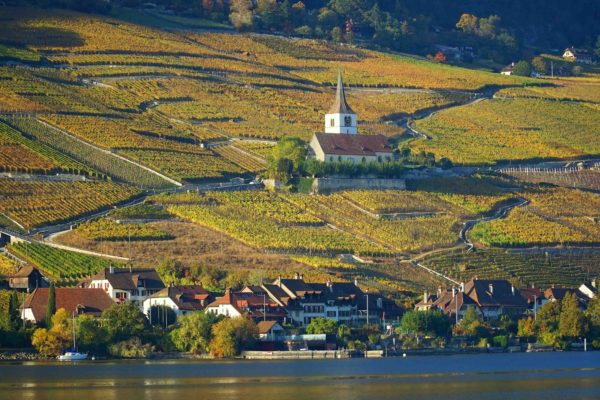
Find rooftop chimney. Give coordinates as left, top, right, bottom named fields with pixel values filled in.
left=424, top=290, right=429, bottom=303
left=354, top=278, right=359, bottom=287
left=489, top=283, right=494, bottom=295
left=452, top=287, right=456, bottom=297
left=294, top=272, right=299, bottom=280
left=511, top=285, right=515, bottom=296
left=460, top=282, right=465, bottom=293
left=109, top=265, right=115, bottom=274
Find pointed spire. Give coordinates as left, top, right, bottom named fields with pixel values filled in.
left=328, top=69, right=354, bottom=114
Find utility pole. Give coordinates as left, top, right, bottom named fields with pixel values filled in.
left=533, top=295, right=537, bottom=321
left=263, top=293, right=267, bottom=322
left=366, top=288, right=369, bottom=325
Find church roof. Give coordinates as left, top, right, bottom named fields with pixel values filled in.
left=313, top=133, right=392, bottom=156
left=328, top=70, right=354, bottom=115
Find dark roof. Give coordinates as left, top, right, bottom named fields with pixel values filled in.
left=313, top=133, right=393, bottom=156
left=277, top=278, right=321, bottom=298
left=544, top=287, right=588, bottom=303
left=502, top=62, right=515, bottom=72
left=90, top=268, right=164, bottom=290
left=518, top=287, right=543, bottom=304
left=24, top=288, right=114, bottom=323
left=328, top=70, right=354, bottom=114
left=150, top=285, right=212, bottom=311
left=465, top=279, right=527, bottom=308
left=432, top=290, right=477, bottom=315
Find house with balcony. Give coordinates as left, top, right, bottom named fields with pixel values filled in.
left=87, top=266, right=164, bottom=304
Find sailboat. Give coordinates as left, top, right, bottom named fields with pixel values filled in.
left=58, top=313, right=88, bottom=361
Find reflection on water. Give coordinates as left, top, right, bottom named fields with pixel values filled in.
left=2, top=352, right=600, bottom=400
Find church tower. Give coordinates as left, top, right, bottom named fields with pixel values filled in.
left=324, top=70, right=357, bottom=134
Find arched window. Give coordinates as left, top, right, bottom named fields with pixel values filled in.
left=377, top=156, right=382, bottom=163
left=338, top=156, right=342, bottom=162
left=361, top=157, right=366, bottom=163
left=344, top=115, right=352, bottom=127
left=329, top=156, right=334, bottom=162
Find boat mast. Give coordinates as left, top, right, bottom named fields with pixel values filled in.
left=72, top=312, right=76, bottom=351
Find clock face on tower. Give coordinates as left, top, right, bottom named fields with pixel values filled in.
left=344, top=115, right=352, bottom=127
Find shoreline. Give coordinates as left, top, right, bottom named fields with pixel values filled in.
left=0, top=346, right=592, bottom=363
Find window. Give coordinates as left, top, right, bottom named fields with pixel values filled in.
left=327, top=311, right=337, bottom=317
left=330, top=118, right=335, bottom=127
left=338, top=156, right=342, bottom=162
left=329, top=157, right=334, bottom=162
left=377, top=156, right=382, bottom=163
left=361, top=157, right=366, bottom=163
left=344, top=115, right=352, bottom=127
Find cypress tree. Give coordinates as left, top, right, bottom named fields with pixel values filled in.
left=45, top=283, right=55, bottom=328
left=8, top=291, right=20, bottom=331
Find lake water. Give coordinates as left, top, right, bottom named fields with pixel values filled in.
left=1, top=352, right=599, bottom=400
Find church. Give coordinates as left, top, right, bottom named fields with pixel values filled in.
left=309, top=72, right=394, bottom=163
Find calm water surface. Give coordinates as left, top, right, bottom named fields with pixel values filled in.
left=1, top=352, right=599, bottom=400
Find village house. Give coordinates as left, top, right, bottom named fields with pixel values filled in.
left=257, top=320, right=285, bottom=341
left=205, top=288, right=286, bottom=320
left=268, top=275, right=400, bottom=327
left=87, top=266, right=164, bottom=304
left=544, top=287, right=591, bottom=308
left=141, top=284, right=214, bottom=317
left=562, top=47, right=593, bottom=64
left=21, top=288, right=114, bottom=324
left=309, top=71, right=394, bottom=164
left=9, top=265, right=49, bottom=292
left=501, top=62, right=515, bottom=75
left=417, top=279, right=528, bottom=320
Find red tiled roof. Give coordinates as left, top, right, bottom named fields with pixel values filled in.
left=313, top=133, right=393, bottom=156
left=24, top=288, right=115, bottom=323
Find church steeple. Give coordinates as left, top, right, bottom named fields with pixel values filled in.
left=328, top=70, right=354, bottom=114
left=324, top=70, right=357, bottom=135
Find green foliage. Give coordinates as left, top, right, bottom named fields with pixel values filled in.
left=399, top=309, right=451, bottom=338
left=9, top=242, right=121, bottom=285
left=306, top=317, right=337, bottom=335
left=455, top=307, right=489, bottom=338
left=76, top=314, right=108, bottom=354
left=45, top=283, right=55, bottom=328
left=109, top=204, right=170, bottom=220
left=266, top=136, right=306, bottom=182
left=492, top=335, right=508, bottom=348
left=102, top=303, right=148, bottom=342
left=512, top=61, right=531, bottom=76
left=558, top=292, right=588, bottom=339
left=108, top=337, right=155, bottom=358
left=170, top=312, right=217, bottom=354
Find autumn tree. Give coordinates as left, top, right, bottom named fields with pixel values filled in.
left=456, top=13, right=478, bottom=33
left=517, top=316, right=536, bottom=342
left=32, top=308, right=72, bottom=357
left=558, top=292, right=588, bottom=339
left=209, top=316, right=257, bottom=358
left=433, top=51, right=446, bottom=63
left=229, top=0, right=254, bottom=31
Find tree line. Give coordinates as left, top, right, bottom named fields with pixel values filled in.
left=14, top=0, right=600, bottom=65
